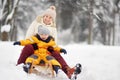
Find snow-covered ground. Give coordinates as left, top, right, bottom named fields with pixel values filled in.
left=0, top=42, right=120, bottom=80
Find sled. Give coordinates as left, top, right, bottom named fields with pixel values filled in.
left=28, top=61, right=56, bottom=78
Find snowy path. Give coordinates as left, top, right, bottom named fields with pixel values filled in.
left=0, top=42, right=120, bottom=80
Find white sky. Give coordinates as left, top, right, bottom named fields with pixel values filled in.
left=0, top=42, right=120, bottom=80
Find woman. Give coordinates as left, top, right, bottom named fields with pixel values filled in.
left=25, top=6, right=57, bottom=41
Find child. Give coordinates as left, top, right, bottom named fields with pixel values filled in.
left=14, top=26, right=65, bottom=74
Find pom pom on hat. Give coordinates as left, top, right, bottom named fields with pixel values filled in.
left=42, top=6, right=56, bottom=22
left=38, top=25, right=50, bottom=35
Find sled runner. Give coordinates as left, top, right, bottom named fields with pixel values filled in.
left=22, top=62, right=82, bottom=80
left=23, top=62, right=82, bottom=80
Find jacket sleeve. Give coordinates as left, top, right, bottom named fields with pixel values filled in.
left=25, top=16, right=42, bottom=40
left=20, top=39, right=34, bottom=46
left=20, top=36, right=40, bottom=46
left=48, top=39, right=61, bottom=52
left=52, top=28, right=57, bottom=43
left=53, top=45, right=61, bottom=53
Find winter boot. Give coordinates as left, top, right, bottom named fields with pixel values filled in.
left=66, top=67, right=75, bottom=79
left=53, top=65, right=61, bottom=74
left=70, top=63, right=82, bottom=79
left=66, top=63, right=82, bottom=79
left=23, top=63, right=32, bottom=73
left=74, top=63, right=82, bottom=75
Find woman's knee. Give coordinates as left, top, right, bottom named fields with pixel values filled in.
left=22, top=44, right=34, bottom=53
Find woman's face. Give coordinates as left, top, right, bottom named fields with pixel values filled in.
left=43, top=15, right=53, bottom=25
left=39, top=34, right=49, bottom=40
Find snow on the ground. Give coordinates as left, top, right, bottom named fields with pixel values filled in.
left=0, top=42, right=120, bottom=80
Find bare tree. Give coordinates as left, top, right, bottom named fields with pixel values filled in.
left=0, top=0, right=20, bottom=41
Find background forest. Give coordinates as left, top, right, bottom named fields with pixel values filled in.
left=0, top=0, right=120, bottom=45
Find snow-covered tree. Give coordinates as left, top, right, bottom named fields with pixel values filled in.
left=0, top=0, right=20, bottom=41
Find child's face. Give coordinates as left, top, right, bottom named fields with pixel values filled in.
left=39, top=34, right=49, bottom=40
left=43, top=15, right=53, bottom=25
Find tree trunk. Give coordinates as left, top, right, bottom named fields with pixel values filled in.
left=88, top=0, right=94, bottom=44
left=1, top=31, right=9, bottom=41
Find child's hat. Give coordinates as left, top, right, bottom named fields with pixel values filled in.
left=42, top=6, right=56, bottom=22
left=38, top=25, right=50, bottom=35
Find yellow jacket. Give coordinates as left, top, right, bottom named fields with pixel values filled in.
left=20, top=34, right=61, bottom=58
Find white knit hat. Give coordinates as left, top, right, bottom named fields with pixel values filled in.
left=42, top=6, right=56, bottom=22
left=38, top=25, right=50, bottom=35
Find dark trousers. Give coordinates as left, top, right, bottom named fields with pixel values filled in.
left=17, top=44, right=34, bottom=65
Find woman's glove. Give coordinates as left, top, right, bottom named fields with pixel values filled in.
left=13, top=41, right=21, bottom=45
left=60, top=49, right=67, bottom=54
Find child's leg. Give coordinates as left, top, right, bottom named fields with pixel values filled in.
left=46, top=56, right=61, bottom=67
left=23, top=54, right=39, bottom=73
left=46, top=56, right=61, bottom=74
left=17, top=44, right=34, bottom=65
left=25, top=54, right=40, bottom=65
